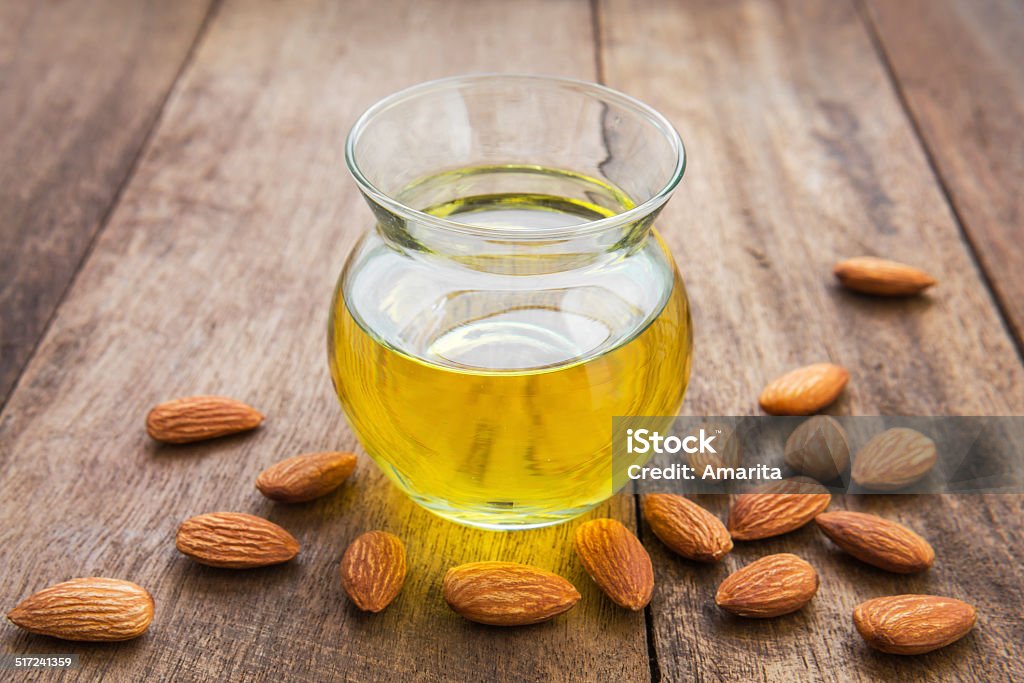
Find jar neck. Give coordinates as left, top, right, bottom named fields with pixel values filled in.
left=363, top=192, right=663, bottom=275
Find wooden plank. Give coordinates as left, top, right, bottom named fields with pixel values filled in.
left=597, top=0, right=1024, bottom=680
left=0, top=1, right=652, bottom=681
left=862, top=0, right=1024, bottom=346
left=0, top=0, right=214, bottom=406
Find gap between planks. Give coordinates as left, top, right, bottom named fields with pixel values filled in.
left=0, top=0, right=223, bottom=415
left=853, top=0, right=1024, bottom=364
left=589, top=0, right=662, bottom=679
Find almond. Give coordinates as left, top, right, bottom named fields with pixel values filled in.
left=851, top=428, right=937, bottom=490
left=7, top=578, right=154, bottom=641
left=146, top=395, right=264, bottom=444
left=339, top=531, right=406, bottom=612
left=759, top=363, right=849, bottom=415
left=715, top=553, right=818, bottom=618
left=834, top=257, right=936, bottom=296
left=176, top=512, right=299, bottom=568
left=853, top=595, right=976, bottom=654
left=256, top=451, right=357, bottom=503
left=573, top=519, right=653, bottom=610
left=784, top=416, right=850, bottom=481
left=443, top=561, right=580, bottom=626
left=642, top=494, right=732, bottom=562
left=815, top=511, right=934, bottom=573
left=728, top=478, right=831, bottom=540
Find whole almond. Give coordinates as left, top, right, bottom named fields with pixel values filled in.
left=573, top=519, right=653, bottom=610
left=256, top=451, right=357, bottom=503
left=834, top=257, right=936, bottom=296
left=642, top=494, right=732, bottom=562
left=815, top=511, right=934, bottom=573
left=7, top=578, right=154, bottom=641
left=728, top=478, right=831, bottom=540
left=146, top=395, right=263, bottom=444
left=852, top=428, right=937, bottom=490
left=176, top=512, right=299, bottom=568
left=759, top=364, right=849, bottom=415
left=443, top=561, right=580, bottom=626
left=784, top=416, right=850, bottom=480
left=716, top=553, right=818, bottom=618
left=340, top=531, right=406, bottom=612
left=853, top=595, right=975, bottom=654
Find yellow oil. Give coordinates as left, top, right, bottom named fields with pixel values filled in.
left=329, top=171, right=692, bottom=528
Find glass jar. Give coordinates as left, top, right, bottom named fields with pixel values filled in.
left=329, top=75, right=690, bottom=529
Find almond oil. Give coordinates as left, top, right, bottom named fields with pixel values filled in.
left=329, top=166, right=692, bottom=528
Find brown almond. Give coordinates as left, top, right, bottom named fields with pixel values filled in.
left=146, top=395, right=264, bottom=444
left=853, top=595, right=976, bottom=654
left=176, top=512, right=299, bottom=568
left=851, top=428, right=937, bottom=490
left=642, top=494, right=732, bottom=562
left=784, top=416, right=850, bottom=481
left=573, top=519, right=653, bottom=610
left=834, top=257, right=936, bottom=296
left=815, top=511, right=934, bottom=573
left=716, top=553, right=818, bottom=618
left=340, top=531, right=406, bottom=612
left=728, top=478, right=831, bottom=540
left=256, top=451, right=357, bottom=503
left=443, top=561, right=580, bottom=626
left=7, top=578, right=154, bottom=642
left=759, top=364, right=849, bottom=416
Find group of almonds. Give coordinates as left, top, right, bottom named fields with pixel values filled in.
left=6, top=396, right=384, bottom=640
left=441, top=414, right=973, bottom=658
left=7, top=255, right=972, bottom=657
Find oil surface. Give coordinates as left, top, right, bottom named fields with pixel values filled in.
left=329, top=169, right=692, bottom=528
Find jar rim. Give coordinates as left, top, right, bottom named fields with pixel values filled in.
left=344, top=74, right=686, bottom=241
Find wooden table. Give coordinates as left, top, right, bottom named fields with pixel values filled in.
left=1, top=1, right=1021, bottom=680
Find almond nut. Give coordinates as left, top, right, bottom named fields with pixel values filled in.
left=851, top=428, right=937, bottom=490
left=715, top=553, right=818, bottom=618
left=573, top=519, right=653, bottom=610
left=853, top=595, right=975, bottom=654
left=728, top=478, right=831, bottom=540
left=340, top=531, right=406, bottom=612
left=176, top=512, right=299, bottom=568
left=784, top=416, right=850, bottom=481
left=759, top=364, right=849, bottom=415
left=7, top=578, right=154, bottom=641
left=642, top=494, right=732, bottom=562
left=146, top=395, right=264, bottom=444
left=443, top=561, right=580, bottom=626
left=815, top=511, right=934, bottom=573
left=256, top=451, right=357, bottom=503
left=834, top=257, right=936, bottom=296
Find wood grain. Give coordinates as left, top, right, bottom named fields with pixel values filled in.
left=0, top=0, right=213, bottom=406
left=4, top=0, right=1024, bottom=680
left=0, top=0, right=651, bottom=681
left=863, top=0, right=1024, bottom=345
left=598, top=0, right=1024, bottom=680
